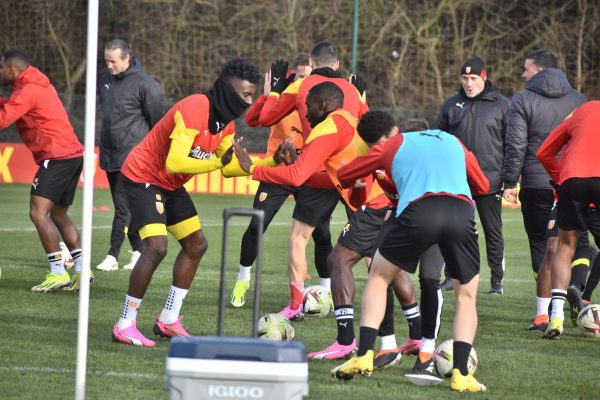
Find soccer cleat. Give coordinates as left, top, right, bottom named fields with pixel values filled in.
left=31, top=272, right=71, bottom=292
left=439, top=278, right=453, bottom=291
left=373, top=348, right=402, bottom=369
left=122, top=250, right=141, bottom=270
left=153, top=315, right=190, bottom=338
left=489, top=282, right=504, bottom=295
left=528, top=314, right=549, bottom=332
left=96, top=255, right=118, bottom=271
left=450, top=368, right=487, bottom=392
left=405, top=352, right=444, bottom=386
left=60, top=242, right=74, bottom=269
left=543, top=317, right=564, bottom=339
left=278, top=305, right=304, bottom=322
left=63, top=271, right=95, bottom=291
left=331, top=350, right=374, bottom=380
left=230, top=279, right=250, bottom=308
left=567, top=285, right=585, bottom=326
left=397, top=337, right=421, bottom=355
left=308, top=340, right=356, bottom=360
left=112, top=322, right=156, bottom=347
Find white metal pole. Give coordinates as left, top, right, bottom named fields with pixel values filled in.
left=75, top=0, right=99, bottom=398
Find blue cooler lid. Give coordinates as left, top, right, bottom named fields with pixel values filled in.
left=168, top=337, right=307, bottom=363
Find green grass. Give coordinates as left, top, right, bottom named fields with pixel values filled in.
left=0, top=183, right=598, bottom=399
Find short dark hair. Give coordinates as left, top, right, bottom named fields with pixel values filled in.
left=221, top=58, right=261, bottom=84
left=526, top=49, right=558, bottom=69
left=2, top=48, right=29, bottom=68
left=104, top=39, right=132, bottom=60
left=310, top=41, right=338, bottom=67
left=292, top=52, right=310, bottom=68
left=399, top=118, right=429, bottom=133
left=307, top=81, right=344, bottom=107
left=357, top=111, right=396, bottom=144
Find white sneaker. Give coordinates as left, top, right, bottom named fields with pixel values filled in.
left=123, top=250, right=141, bottom=270
left=60, top=242, right=74, bottom=269
left=96, top=255, right=118, bottom=271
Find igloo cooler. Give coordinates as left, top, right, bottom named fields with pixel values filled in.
left=164, top=336, right=308, bottom=400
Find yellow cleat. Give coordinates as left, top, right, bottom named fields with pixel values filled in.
left=230, top=280, right=250, bottom=308
left=31, top=272, right=70, bottom=293
left=63, top=271, right=95, bottom=292
left=331, top=350, right=373, bottom=381
left=543, top=317, right=563, bottom=339
left=450, top=368, right=487, bottom=392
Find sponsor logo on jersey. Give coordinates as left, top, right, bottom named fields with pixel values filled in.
left=155, top=201, right=164, bottom=215
left=155, top=194, right=161, bottom=201
left=456, top=102, right=465, bottom=109
left=32, top=177, right=39, bottom=190
left=259, top=192, right=268, bottom=202
left=342, top=223, right=350, bottom=236
left=189, top=146, right=214, bottom=160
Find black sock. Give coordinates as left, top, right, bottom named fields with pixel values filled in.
left=453, top=341, right=472, bottom=376
left=402, top=302, right=422, bottom=340
left=357, top=327, right=378, bottom=356
left=334, top=306, right=354, bottom=345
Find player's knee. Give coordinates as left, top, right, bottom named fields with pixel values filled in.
left=145, top=238, right=168, bottom=263
left=185, top=234, right=208, bottom=259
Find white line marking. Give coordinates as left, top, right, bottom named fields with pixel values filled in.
left=0, top=365, right=160, bottom=379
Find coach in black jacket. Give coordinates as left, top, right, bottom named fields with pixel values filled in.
left=435, top=56, right=509, bottom=294
left=502, top=49, right=586, bottom=277
left=96, top=39, right=164, bottom=272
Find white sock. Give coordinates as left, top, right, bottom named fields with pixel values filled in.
left=160, top=285, right=189, bottom=324
left=536, top=296, right=551, bottom=316
left=380, top=334, right=397, bottom=350
left=118, top=295, right=143, bottom=329
left=48, top=251, right=66, bottom=275
left=237, top=265, right=252, bottom=281
left=420, top=337, right=436, bottom=354
left=71, top=249, right=82, bottom=272
left=319, top=277, right=331, bottom=290
left=550, top=289, right=567, bottom=320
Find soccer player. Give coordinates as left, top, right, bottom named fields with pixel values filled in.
left=112, top=58, right=281, bottom=347
left=0, top=49, right=90, bottom=292
left=231, top=53, right=334, bottom=308
left=537, top=100, right=600, bottom=339
left=308, top=111, right=426, bottom=364
left=235, top=82, right=372, bottom=320
left=331, top=125, right=489, bottom=393
left=254, top=41, right=369, bottom=319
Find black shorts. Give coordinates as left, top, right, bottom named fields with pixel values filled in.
left=337, top=206, right=392, bottom=257
left=292, top=186, right=340, bottom=226
left=123, top=177, right=200, bottom=240
left=546, top=200, right=559, bottom=239
left=31, top=157, right=83, bottom=206
left=377, top=196, right=480, bottom=284
left=557, top=178, right=600, bottom=231
left=253, top=182, right=297, bottom=211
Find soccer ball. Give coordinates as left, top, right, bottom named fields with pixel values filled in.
left=257, top=314, right=294, bottom=341
left=577, top=304, right=600, bottom=337
left=433, top=339, right=478, bottom=378
left=302, top=285, right=332, bottom=317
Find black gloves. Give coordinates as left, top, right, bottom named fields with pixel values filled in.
left=350, top=74, right=367, bottom=97
left=270, top=59, right=295, bottom=94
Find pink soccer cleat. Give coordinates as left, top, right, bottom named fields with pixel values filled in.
left=308, top=339, right=357, bottom=360
left=397, top=337, right=421, bottom=355
left=278, top=305, right=304, bottom=322
left=153, top=315, right=190, bottom=338
left=112, top=322, right=156, bottom=347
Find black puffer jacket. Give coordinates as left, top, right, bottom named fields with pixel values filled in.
left=502, top=68, right=586, bottom=189
left=434, top=81, right=509, bottom=194
left=98, top=58, right=164, bottom=172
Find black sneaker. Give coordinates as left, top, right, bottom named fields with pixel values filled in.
left=567, top=285, right=584, bottom=326
left=439, top=278, right=453, bottom=291
left=405, top=355, right=443, bottom=386
left=488, top=282, right=503, bottom=295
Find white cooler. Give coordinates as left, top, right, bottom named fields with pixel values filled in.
left=164, top=336, right=308, bottom=400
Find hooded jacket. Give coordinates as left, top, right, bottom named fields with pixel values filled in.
left=98, top=58, right=164, bottom=172
left=0, top=66, right=83, bottom=164
left=434, top=81, right=509, bottom=194
left=502, top=68, right=586, bottom=189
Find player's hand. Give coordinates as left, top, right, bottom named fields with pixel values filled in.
left=221, top=146, right=234, bottom=166
left=270, top=59, right=295, bottom=94
left=502, top=187, right=518, bottom=204
left=263, top=71, right=272, bottom=97
left=349, top=74, right=367, bottom=99
left=233, top=142, right=253, bottom=172
left=273, top=138, right=290, bottom=165
left=284, top=138, right=298, bottom=165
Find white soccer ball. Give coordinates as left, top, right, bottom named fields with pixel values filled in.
left=577, top=304, right=600, bottom=338
left=257, top=313, right=294, bottom=341
left=302, top=285, right=332, bottom=317
left=433, top=339, right=478, bottom=378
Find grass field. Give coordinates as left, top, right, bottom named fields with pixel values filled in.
left=1, top=183, right=599, bottom=399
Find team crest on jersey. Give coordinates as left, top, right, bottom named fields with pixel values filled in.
left=548, top=219, right=555, bottom=230
left=189, top=145, right=214, bottom=160
left=155, top=201, right=164, bottom=215
left=259, top=192, right=268, bottom=202
left=342, top=223, right=351, bottom=236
